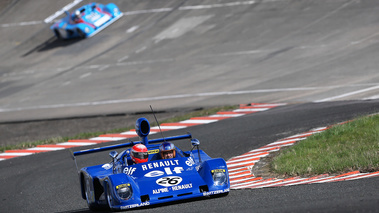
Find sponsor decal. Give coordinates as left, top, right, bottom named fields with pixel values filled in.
left=145, top=167, right=183, bottom=178
left=123, top=167, right=137, bottom=176
left=116, top=183, right=130, bottom=189
left=203, top=188, right=230, bottom=196
left=211, top=169, right=226, bottom=173
left=144, top=170, right=165, bottom=177
left=120, top=202, right=150, bottom=209
left=156, top=176, right=182, bottom=187
left=148, top=149, right=159, bottom=154
left=141, top=160, right=179, bottom=171
left=102, top=163, right=112, bottom=170
left=172, top=183, right=192, bottom=191
left=153, top=188, right=169, bottom=194
left=185, top=157, right=195, bottom=166
left=152, top=183, right=193, bottom=194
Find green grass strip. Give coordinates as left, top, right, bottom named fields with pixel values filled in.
left=271, top=114, right=379, bottom=177
left=0, top=105, right=238, bottom=153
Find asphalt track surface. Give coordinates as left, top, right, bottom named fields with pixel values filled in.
left=1, top=0, right=379, bottom=122
left=1, top=100, right=379, bottom=213
left=1, top=0, right=379, bottom=212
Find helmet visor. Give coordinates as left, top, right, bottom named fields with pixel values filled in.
left=132, top=151, right=148, bottom=159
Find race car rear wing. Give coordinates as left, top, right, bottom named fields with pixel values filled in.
left=72, top=116, right=193, bottom=156
left=72, top=133, right=192, bottom=156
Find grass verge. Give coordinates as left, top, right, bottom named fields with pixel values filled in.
left=0, top=105, right=238, bottom=153
left=270, top=114, right=379, bottom=177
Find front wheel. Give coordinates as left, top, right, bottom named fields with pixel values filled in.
left=106, top=183, right=115, bottom=210
left=77, top=28, right=86, bottom=38
left=54, top=29, right=62, bottom=39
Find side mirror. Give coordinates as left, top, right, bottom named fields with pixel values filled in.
left=109, top=151, right=118, bottom=159
left=190, top=139, right=202, bottom=163
left=191, top=139, right=200, bottom=147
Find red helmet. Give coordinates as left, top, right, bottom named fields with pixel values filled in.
left=131, top=144, right=148, bottom=164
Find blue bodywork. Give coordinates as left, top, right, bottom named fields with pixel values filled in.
left=73, top=118, right=230, bottom=211
left=50, top=2, right=123, bottom=39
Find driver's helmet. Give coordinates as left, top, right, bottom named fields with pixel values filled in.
left=74, top=10, right=81, bottom=19
left=131, top=144, right=148, bottom=164
left=159, top=142, right=176, bottom=159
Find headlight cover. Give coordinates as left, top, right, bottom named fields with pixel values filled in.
left=116, top=183, right=133, bottom=200
left=211, top=169, right=227, bottom=186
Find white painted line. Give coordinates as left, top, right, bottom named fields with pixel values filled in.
left=151, top=126, right=187, bottom=130
left=44, top=0, right=83, bottom=23
left=284, top=176, right=332, bottom=186
left=315, top=85, right=379, bottom=102
left=179, top=119, right=218, bottom=124
left=228, top=167, right=250, bottom=172
left=351, top=32, right=379, bottom=45
left=229, top=173, right=251, bottom=179
left=233, top=179, right=278, bottom=189
left=79, top=72, right=92, bottom=79
left=233, top=108, right=269, bottom=112
left=135, top=46, right=147, bottom=54
left=227, top=159, right=259, bottom=167
left=0, top=153, right=33, bottom=156
left=228, top=152, right=269, bottom=160
left=230, top=178, right=264, bottom=186
left=117, top=55, right=129, bottom=63
left=27, top=147, right=65, bottom=151
left=1, top=21, right=43, bottom=27
left=266, top=138, right=306, bottom=146
left=227, top=156, right=263, bottom=164
left=0, top=88, right=334, bottom=113
left=126, top=25, right=139, bottom=33
left=98, top=65, right=109, bottom=71
left=316, top=174, right=363, bottom=183
left=120, top=131, right=138, bottom=135
left=123, top=8, right=172, bottom=16
left=153, top=15, right=214, bottom=41
left=363, top=94, right=379, bottom=100
left=57, top=142, right=97, bottom=146
left=179, top=1, right=256, bottom=10
left=89, top=137, right=125, bottom=141
left=344, top=172, right=379, bottom=181
left=262, top=178, right=308, bottom=188
left=209, top=114, right=245, bottom=117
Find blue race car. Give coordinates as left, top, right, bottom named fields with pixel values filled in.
left=73, top=118, right=230, bottom=211
left=50, top=2, right=123, bottom=39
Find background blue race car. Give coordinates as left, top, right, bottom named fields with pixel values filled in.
left=50, top=2, right=123, bottom=39
left=73, top=117, right=230, bottom=211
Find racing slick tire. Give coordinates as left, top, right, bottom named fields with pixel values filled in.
left=106, top=182, right=117, bottom=211
left=53, top=29, right=62, bottom=40
left=77, top=28, right=86, bottom=38
left=84, top=177, right=101, bottom=211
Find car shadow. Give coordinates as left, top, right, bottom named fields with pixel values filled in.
left=55, top=194, right=229, bottom=213
left=22, top=36, right=82, bottom=57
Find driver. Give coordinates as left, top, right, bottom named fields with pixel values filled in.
left=159, top=142, right=176, bottom=159
left=131, top=144, right=149, bottom=164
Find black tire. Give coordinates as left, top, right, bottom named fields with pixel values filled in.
left=54, top=29, right=62, bottom=39
left=84, top=178, right=101, bottom=211
left=77, top=28, right=86, bottom=38
left=106, top=183, right=115, bottom=211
